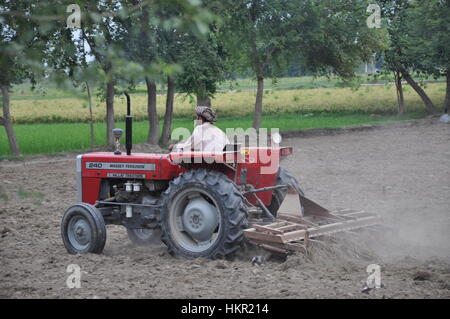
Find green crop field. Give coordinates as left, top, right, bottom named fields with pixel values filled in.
left=0, top=77, right=446, bottom=157
left=6, top=82, right=446, bottom=124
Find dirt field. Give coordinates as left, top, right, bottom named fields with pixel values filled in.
left=1, top=118, right=449, bottom=299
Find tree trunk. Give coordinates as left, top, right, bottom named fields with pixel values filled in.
left=145, top=77, right=159, bottom=144
left=196, top=94, right=211, bottom=107
left=401, top=70, right=437, bottom=114
left=105, top=80, right=115, bottom=147
left=85, top=81, right=95, bottom=147
left=1, top=85, right=21, bottom=156
left=159, top=76, right=175, bottom=146
left=252, top=75, right=264, bottom=130
left=394, top=71, right=405, bottom=115
left=443, top=68, right=450, bottom=114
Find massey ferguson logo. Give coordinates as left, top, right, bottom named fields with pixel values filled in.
left=86, top=162, right=155, bottom=171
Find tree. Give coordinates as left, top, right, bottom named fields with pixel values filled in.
left=160, top=75, right=175, bottom=146
left=152, top=1, right=214, bottom=146
left=294, top=0, right=384, bottom=78
left=157, top=27, right=181, bottom=146
left=1, top=0, right=214, bottom=151
left=221, top=0, right=301, bottom=129
left=0, top=0, right=45, bottom=156
left=114, top=0, right=215, bottom=145
left=379, top=0, right=409, bottom=114
left=0, top=37, right=23, bottom=156
left=403, top=0, right=450, bottom=114
left=80, top=0, right=128, bottom=147
left=394, top=69, right=405, bottom=114
left=46, top=24, right=100, bottom=147
left=175, top=31, right=228, bottom=107
left=222, top=0, right=386, bottom=129
left=380, top=0, right=446, bottom=114
left=0, top=82, right=20, bottom=156
left=79, top=0, right=210, bottom=146
left=121, top=0, right=160, bottom=144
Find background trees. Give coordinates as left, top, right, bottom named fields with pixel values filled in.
left=0, top=0, right=48, bottom=156
left=0, top=0, right=448, bottom=155
left=121, top=0, right=159, bottom=144
left=175, top=32, right=228, bottom=108
left=380, top=0, right=450, bottom=115
left=402, top=0, right=450, bottom=113
left=221, top=0, right=386, bottom=129
left=220, top=0, right=303, bottom=130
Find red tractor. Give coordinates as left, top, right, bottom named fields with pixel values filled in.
left=61, top=95, right=379, bottom=259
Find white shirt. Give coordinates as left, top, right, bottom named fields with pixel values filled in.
left=175, top=122, right=230, bottom=152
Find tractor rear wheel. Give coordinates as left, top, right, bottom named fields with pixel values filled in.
left=61, top=203, right=107, bottom=254
left=160, top=169, right=248, bottom=259
left=127, top=228, right=160, bottom=246
left=267, top=167, right=304, bottom=217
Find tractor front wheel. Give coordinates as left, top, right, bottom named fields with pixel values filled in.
left=160, top=169, right=248, bottom=259
left=61, top=203, right=107, bottom=254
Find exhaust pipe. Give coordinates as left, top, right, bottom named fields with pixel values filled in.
left=124, top=92, right=132, bottom=156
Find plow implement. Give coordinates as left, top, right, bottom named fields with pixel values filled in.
left=244, top=190, right=381, bottom=254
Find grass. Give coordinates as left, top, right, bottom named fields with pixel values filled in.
left=0, top=112, right=426, bottom=156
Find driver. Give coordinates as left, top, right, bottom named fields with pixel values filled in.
left=170, top=106, right=230, bottom=152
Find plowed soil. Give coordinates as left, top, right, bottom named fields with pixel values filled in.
left=1, top=118, right=449, bottom=299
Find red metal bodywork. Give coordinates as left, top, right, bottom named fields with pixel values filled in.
left=80, top=147, right=291, bottom=206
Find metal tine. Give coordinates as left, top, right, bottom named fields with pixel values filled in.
left=276, top=224, right=308, bottom=232
left=312, top=214, right=345, bottom=222
left=325, top=213, right=350, bottom=221
left=253, top=224, right=285, bottom=235
left=263, top=221, right=290, bottom=228
left=336, top=210, right=370, bottom=217
left=277, top=214, right=319, bottom=227
left=330, top=208, right=356, bottom=214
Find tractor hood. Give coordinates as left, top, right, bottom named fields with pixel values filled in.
left=79, top=152, right=184, bottom=180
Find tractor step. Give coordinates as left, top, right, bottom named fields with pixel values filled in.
left=244, top=210, right=380, bottom=254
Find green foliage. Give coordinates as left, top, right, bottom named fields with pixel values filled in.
left=403, top=0, right=450, bottom=77
left=0, top=1, right=46, bottom=87
left=221, top=0, right=387, bottom=80
left=1, top=0, right=214, bottom=93
left=299, top=0, right=388, bottom=78
left=175, top=32, right=228, bottom=100
left=220, top=0, right=304, bottom=78
left=1, top=0, right=447, bottom=154
left=380, top=0, right=449, bottom=76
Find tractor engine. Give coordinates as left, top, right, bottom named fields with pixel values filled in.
left=100, top=179, right=164, bottom=230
